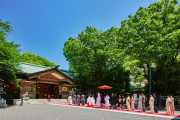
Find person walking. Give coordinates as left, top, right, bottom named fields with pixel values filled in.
left=73, top=95, right=76, bottom=105
left=118, top=95, right=122, bottom=110
left=142, top=93, right=146, bottom=112
left=149, top=94, right=154, bottom=113
left=166, top=94, right=172, bottom=115
left=96, top=93, right=101, bottom=107
left=130, top=95, right=135, bottom=110
left=100, top=93, right=105, bottom=108
left=68, top=95, right=72, bottom=105
left=104, top=94, right=110, bottom=108
left=153, top=93, right=158, bottom=113
left=126, top=95, right=131, bottom=110
left=170, top=95, right=175, bottom=115
left=121, top=95, right=125, bottom=110
left=138, top=93, right=143, bottom=111
left=81, top=94, right=85, bottom=106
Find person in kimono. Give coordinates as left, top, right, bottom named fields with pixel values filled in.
left=77, top=94, right=81, bottom=106
left=138, top=93, right=143, bottom=111
left=149, top=94, right=154, bottom=113
left=153, top=93, right=158, bottom=113
left=142, top=93, right=146, bottom=112
left=81, top=94, right=85, bottom=106
left=118, top=95, right=122, bottom=110
left=91, top=95, right=95, bottom=107
left=130, top=95, right=135, bottom=110
left=100, top=93, right=105, bottom=108
left=96, top=93, right=101, bottom=107
left=73, top=95, right=76, bottom=105
left=170, top=95, right=175, bottom=115
left=104, top=94, right=110, bottom=108
left=87, top=95, right=91, bottom=107
left=68, top=95, right=72, bottom=105
left=126, top=95, right=131, bottom=110
left=110, top=93, right=115, bottom=109
left=121, top=95, right=126, bottom=110
left=166, top=94, right=172, bottom=115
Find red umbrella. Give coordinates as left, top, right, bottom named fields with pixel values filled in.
left=11, top=86, right=20, bottom=90
left=98, top=85, right=112, bottom=89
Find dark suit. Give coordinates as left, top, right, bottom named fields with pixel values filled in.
left=154, top=95, right=158, bottom=113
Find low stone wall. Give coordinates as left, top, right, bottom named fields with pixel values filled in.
left=12, top=99, right=68, bottom=105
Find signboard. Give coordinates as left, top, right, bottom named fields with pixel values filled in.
left=62, top=87, right=67, bottom=92
left=0, top=87, right=3, bottom=92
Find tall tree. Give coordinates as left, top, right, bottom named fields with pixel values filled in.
left=120, top=0, right=180, bottom=95
left=63, top=26, right=130, bottom=94
left=22, top=52, right=55, bottom=67
left=0, top=19, right=22, bottom=85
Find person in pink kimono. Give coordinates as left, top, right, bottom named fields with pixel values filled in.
left=96, top=92, right=101, bottom=107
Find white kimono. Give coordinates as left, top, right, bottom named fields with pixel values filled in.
left=96, top=93, right=101, bottom=107
left=68, top=96, right=72, bottom=105
left=87, top=96, right=91, bottom=106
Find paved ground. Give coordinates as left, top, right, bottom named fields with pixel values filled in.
left=0, top=104, right=179, bottom=120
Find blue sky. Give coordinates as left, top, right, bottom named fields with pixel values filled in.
left=0, top=0, right=159, bottom=70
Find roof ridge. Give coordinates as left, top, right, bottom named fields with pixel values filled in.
left=21, top=62, right=54, bottom=69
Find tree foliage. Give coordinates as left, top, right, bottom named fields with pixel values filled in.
left=0, top=19, right=22, bottom=85
left=63, top=0, right=180, bottom=95
left=22, top=52, right=55, bottom=67
left=120, top=0, right=180, bottom=95
left=63, top=26, right=130, bottom=94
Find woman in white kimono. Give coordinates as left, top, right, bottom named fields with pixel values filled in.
left=87, top=95, right=91, bottom=107
left=170, top=95, right=175, bottom=115
left=130, top=95, right=135, bottom=110
left=166, top=94, right=172, bottom=115
left=104, top=94, right=110, bottom=108
left=149, top=94, right=154, bottom=113
left=138, top=94, right=143, bottom=111
left=126, top=95, right=131, bottom=110
left=96, top=93, right=101, bottom=107
left=68, top=95, right=72, bottom=105
left=91, top=95, right=95, bottom=107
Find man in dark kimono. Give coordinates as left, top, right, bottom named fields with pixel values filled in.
left=142, top=93, right=146, bottom=112
left=153, top=93, right=158, bottom=113
left=100, top=93, right=105, bottom=108
left=110, top=93, right=114, bottom=109
left=121, top=95, right=125, bottom=109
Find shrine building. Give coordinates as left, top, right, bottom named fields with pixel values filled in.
left=18, top=63, right=79, bottom=99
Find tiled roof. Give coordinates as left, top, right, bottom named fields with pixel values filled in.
left=19, top=62, right=80, bottom=80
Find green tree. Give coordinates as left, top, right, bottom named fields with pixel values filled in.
left=63, top=26, right=130, bottom=94
left=120, top=0, right=180, bottom=95
left=22, top=52, right=55, bottom=67
left=0, top=19, right=22, bottom=86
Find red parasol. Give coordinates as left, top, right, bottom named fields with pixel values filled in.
left=11, top=86, right=20, bottom=90
left=98, top=85, right=112, bottom=89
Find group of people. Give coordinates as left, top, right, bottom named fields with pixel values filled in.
left=67, top=92, right=175, bottom=115
left=67, top=94, right=86, bottom=106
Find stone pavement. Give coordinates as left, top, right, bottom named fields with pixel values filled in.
left=0, top=104, right=179, bottom=120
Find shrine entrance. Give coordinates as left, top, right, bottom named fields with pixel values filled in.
left=36, top=84, right=59, bottom=99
